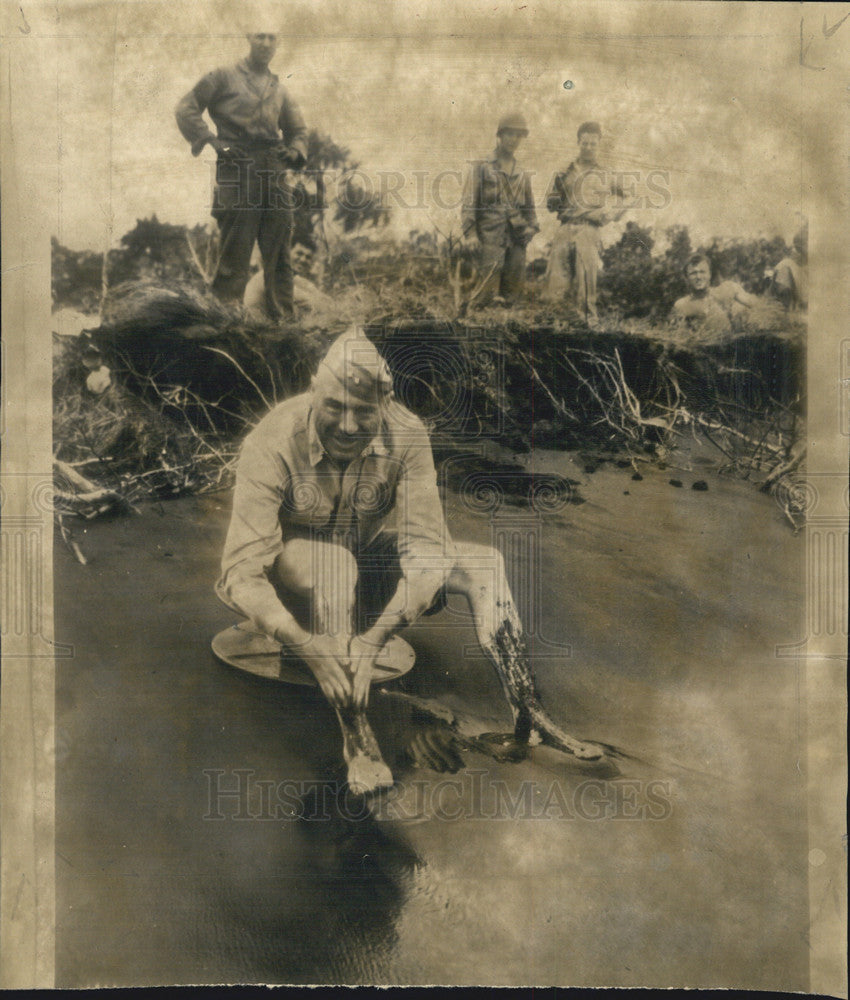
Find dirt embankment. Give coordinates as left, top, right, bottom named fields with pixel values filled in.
left=52, top=281, right=804, bottom=529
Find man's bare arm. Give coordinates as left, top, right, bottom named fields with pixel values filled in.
left=734, top=286, right=759, bottom=308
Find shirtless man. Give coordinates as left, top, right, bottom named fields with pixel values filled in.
left=671, top=254, right=757, bottom=335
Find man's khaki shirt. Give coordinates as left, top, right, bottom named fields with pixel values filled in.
left=461, top=149, right=539, bottom=245
left=216, top=393, right=455, bottom=638
left=176, top=59, right=308, bottom=159
left=546, top=159, right=619, bottom=225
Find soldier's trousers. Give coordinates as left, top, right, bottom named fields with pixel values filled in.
left=211, top=151, right=295, bottom=318
left=544, top=222, right=602, bottom=320
left=475, top=238, right=527, bottom=307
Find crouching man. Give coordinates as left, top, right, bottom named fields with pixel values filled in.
left=216, top=327, right=599, bottom=794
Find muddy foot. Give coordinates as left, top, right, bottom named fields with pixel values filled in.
left=528, top=709, right=603, bottom=760
left=533, top=724, right=602, bottom=760
left=346, top=753, right=394, bottom=795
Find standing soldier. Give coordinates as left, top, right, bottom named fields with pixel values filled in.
left=176, top=31, right=308, bottom=319
left=544, top=121, right=625, bottom=324
left=461, top=112, right=539, bottom=308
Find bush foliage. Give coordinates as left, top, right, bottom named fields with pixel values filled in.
left=598, top=222, right=796, bottom=320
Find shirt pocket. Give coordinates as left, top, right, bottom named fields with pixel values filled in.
left=479, top=167, right=501, bottom=207
left=350, top=480, right=396, bottom=519
left=279, top=479, right=335, bottom=528
left=350, top=457, right=400, bottom=521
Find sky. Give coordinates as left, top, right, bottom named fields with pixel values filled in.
left=17, top=0, right=828, bottom=253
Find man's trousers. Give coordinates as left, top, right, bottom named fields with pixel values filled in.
left=544, top=222, right=602, bottom=320
left=211, top=149, right=295, bottom=318
left=474, top=237, right=527, bottom=307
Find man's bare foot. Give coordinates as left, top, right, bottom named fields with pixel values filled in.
left=346, top=752, right=394, bottom=795
left=528, top=711, right=602, bottom=760
left=336, top=706, right=395, bottom=794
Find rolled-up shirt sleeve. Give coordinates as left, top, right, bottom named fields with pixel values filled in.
left=215, top=434, right=297, bottom=639
left=278, top=89, right=308, bottom=164
left=176, top=70, right=222, bottom=156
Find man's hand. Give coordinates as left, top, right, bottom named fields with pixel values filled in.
left=276, top=144, right=304, bottom=169
left=406, top=728, right=466, bottom=773
left=460, top=230, right=479, bottom=253
left=208, top=137, right=245, bottom=157
left=298, top=633, right=353, bottom=706
left=349, top=634, right=382, bottom=710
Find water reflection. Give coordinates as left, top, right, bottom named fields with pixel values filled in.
left=192, top=780, right=419, bottom=985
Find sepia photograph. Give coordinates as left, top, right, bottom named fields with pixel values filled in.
left=1, top=0, right=847, bottom=990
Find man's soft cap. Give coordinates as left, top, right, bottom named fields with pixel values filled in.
left=239, top=3, right=280, bottom=35
left=316, top=327, right=393, bottom=400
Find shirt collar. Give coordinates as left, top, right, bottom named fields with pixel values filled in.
left=237, top=58, right=278, bottom=84
left=489, top=148, right=518, bottom=176
left=306, top=406, right=389, bottom=467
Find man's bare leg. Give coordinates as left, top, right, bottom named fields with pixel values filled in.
left=274, top=539, right=394, bottom=792
left=445, top=541, right=602, bottom=760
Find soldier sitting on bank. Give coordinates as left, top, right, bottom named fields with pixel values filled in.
left=671, top=253, right=757, bottom=336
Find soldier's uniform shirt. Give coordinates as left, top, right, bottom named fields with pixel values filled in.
left=216, top=393, right=455, bottom=639
left=461, top=149, right=538, bottom=245
left=545, top=160, right=611, bottom=224
left=175, top=59, right=307, bottom=159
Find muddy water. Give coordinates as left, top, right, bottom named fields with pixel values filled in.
left=54, top=450, right=808, bottom=988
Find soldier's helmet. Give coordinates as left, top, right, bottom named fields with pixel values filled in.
left=496, top=112, right=529, bottom=137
